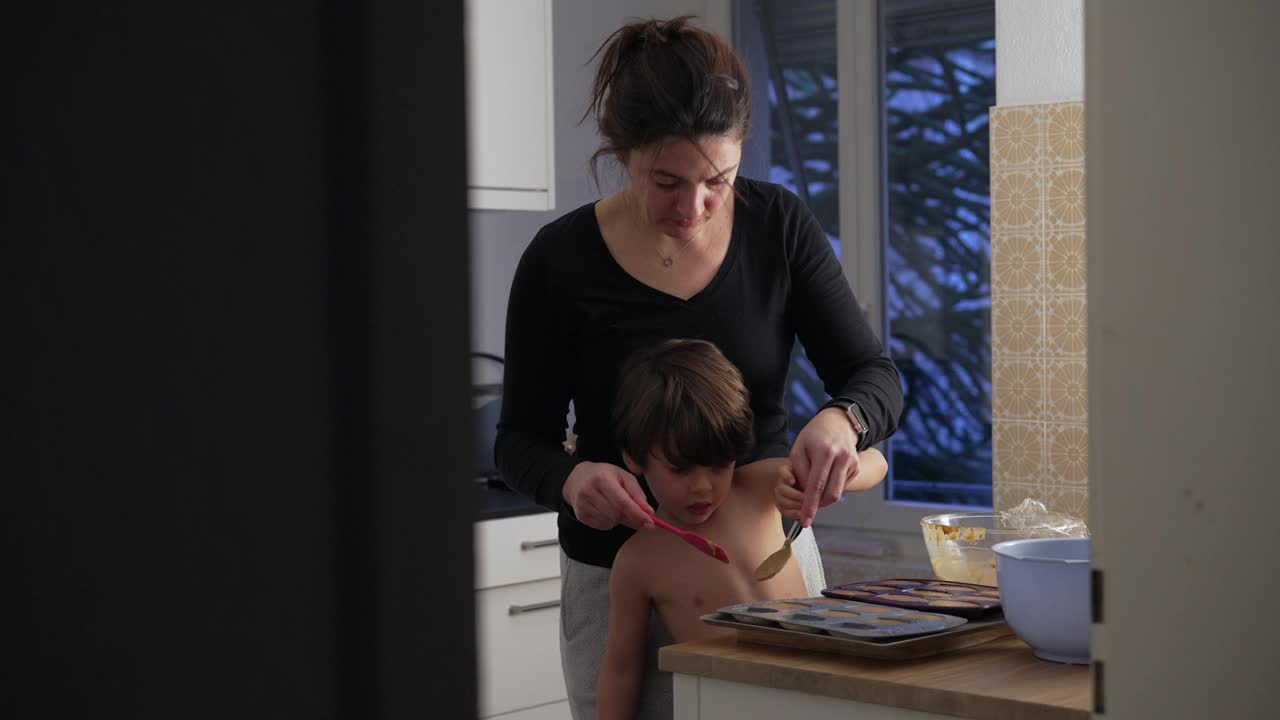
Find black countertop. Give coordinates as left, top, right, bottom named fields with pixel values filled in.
left=474, top=479, right=554, bottom=522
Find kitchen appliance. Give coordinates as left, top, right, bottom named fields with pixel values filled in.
left=472, top=352, right=505, bottom=486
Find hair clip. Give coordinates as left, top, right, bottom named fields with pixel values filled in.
left=711, top=73, right=740, bottom=91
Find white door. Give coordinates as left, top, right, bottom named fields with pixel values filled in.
left=1086, top=1, right=1280, bottom=717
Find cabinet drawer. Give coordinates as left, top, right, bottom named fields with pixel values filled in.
left=477, top=578, right=566, bottom=717
left=475, top=513, right=560, bottom=589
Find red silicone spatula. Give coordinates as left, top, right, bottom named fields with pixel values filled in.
left=648, top=512, right=730, bottom=564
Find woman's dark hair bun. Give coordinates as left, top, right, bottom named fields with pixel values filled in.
left=583, top=16, right=751, bottom=184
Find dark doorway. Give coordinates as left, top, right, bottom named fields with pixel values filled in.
left=3, top=2, right=475, bottom=718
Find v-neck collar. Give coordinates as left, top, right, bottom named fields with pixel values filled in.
left=589, top=187, right=744, bottom=305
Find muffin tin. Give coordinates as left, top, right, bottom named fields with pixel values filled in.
left=821, top=578, right=1001, bottom=618
left=715, top=597, right=968, bottom=640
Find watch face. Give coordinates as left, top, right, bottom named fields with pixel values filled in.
left=846, top=403, right=869, bottom=433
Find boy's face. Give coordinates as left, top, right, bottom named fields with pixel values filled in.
left=628, top=451, right=735, bottom=526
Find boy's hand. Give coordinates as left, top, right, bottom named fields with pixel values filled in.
left=774, top=464, right=805, bottom=521
left=563, top=461, right=655, bottom=531
left=790, top=407, right=861, bottom=527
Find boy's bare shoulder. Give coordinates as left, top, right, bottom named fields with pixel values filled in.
left=737, top=457, right=787, bottom=476
left=612, top=528, right=669, bottom=586
left=733, top=457, right=788, bottom=499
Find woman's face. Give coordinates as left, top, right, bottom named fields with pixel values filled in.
left=623, top=134, right=743, bottom=242
left=628, top=452, right=735, bottom=527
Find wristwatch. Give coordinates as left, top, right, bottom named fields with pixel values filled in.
left=822, top=397, right=869, bottom=446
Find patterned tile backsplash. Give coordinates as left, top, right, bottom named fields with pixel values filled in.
left=990, top=101, right=1089, bottom=524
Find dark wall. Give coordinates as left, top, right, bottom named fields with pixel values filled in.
left=2, top=2, right=473, bottom=718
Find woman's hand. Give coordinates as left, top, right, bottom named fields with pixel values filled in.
left=562, top=461, right=656, bottom=531
left=789, top=407, right=862, bottom=527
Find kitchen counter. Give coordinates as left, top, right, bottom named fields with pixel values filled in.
left=474, top=479, right=552, bottom=522
left=659, top=634, right=1090, bottom=720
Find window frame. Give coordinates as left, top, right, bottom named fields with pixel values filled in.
left=799, top=1, right=991, bottom=533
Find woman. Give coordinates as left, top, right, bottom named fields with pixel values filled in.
left=495, top=16, right=902, bottom=719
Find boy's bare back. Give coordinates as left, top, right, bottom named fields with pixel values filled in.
left=611, top=458, right=806, bottom=643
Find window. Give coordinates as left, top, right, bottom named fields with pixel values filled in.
left=735, top=0, right=995, bottom=521
left=735, top=1, right=842, bottom=442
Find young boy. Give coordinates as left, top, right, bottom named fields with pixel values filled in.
left=597, top=339, right=887, bottom=719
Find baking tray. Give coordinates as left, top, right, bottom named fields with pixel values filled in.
left=700, top=611, right=1012, bottom=661
left=715, top=597, right=968, bottom=640
left=822, top=578, right=1002, bottom=618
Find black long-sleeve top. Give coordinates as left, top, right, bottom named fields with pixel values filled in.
left=496, top=177, right=902, bottom=568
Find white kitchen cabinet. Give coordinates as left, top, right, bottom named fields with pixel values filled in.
left=475, top=512, right=569, bottom=719
left=465, top=0, right=555, bottom=211
left=475, top=512, right=562, bottom=590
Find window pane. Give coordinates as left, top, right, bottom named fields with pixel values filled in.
left=882, top=0, right=995, bottom=506
left=736, top=0, right=995, bottom=509
left=734, top=0, right=841, bottom=442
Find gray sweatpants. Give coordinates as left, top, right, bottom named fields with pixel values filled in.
left=558, top=529, right=826, bottom=720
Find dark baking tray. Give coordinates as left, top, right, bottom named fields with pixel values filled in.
left=821, top=578, right=1002, bottom=618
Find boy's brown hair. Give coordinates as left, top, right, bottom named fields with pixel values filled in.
left=612, top=339, right=754, bottom=470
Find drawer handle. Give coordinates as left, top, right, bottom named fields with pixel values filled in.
left=520, top=538, right=559, bottom=550
left=508, top=599, right=560, bottom=616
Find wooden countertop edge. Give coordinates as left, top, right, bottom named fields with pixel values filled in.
left=659, top=639, right=1090, bottom=720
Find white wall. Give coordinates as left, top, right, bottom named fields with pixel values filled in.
left=469, top=1, right=731, bottom=374
left=1086, top=1, right=1279, bottom=716
left=995, top=0, right=1082, bottom=105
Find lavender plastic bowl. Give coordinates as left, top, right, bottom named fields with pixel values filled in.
left=991, top=537, right=1091, bottom=664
